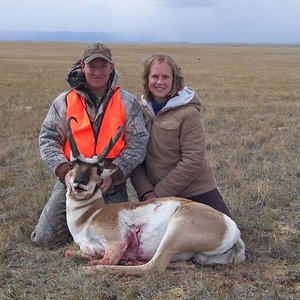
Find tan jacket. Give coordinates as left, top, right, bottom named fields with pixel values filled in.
left=131, top=87, right=217, bottom=199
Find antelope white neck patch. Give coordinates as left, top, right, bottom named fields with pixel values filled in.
left=71, top=154, right=99, bottom=164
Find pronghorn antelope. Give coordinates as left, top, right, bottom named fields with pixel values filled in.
left=65, top=117, right=245, bottom=275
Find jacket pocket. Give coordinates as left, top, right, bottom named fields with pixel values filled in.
left=159, top=120, right=179, bottom=131
left=157, top=121, right=180, bottom=146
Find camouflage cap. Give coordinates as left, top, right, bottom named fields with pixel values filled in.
left=82, top=43, right=113, bottom=64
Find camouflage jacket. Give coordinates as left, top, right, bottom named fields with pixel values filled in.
left=39, top=62, right=148, bottom=186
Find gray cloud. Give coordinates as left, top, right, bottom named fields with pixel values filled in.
left=154, top=0, right=215, bottom=8
left=0, top=0, right=299, bottom=44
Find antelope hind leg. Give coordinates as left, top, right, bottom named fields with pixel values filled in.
left=65, top=249, right=98, bottom=261
left=167, top=260, right=197, bottom=270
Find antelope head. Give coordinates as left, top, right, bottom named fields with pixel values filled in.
left=66, top=116, right=123, bottom=200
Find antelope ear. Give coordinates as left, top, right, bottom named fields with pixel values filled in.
left=101, top=166, right=118, bottom=179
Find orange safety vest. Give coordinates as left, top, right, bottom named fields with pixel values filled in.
left=64, top=88, right=125, bottom=160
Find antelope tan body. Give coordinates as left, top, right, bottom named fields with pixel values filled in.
left=65, top=118, right=245, bottom=275
left=66, top=186, right=245, bottom=275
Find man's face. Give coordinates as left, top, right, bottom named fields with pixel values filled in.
left=82, top=58, right=114, bottom=94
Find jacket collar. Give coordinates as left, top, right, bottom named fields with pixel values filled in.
left=141, top=87, right=195, bottom=117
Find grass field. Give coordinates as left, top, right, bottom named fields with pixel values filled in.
left=0, top=42, right=299, bottom=299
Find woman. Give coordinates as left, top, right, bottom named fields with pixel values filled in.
left=131, top=53, right=232, bottom=218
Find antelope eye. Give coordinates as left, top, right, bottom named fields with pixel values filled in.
left=96, top=166, right=103, bottom=176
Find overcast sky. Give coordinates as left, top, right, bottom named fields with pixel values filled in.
left=1, top=0, right=299, bottom=43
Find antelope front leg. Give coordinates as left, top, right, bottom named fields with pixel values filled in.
left=89, top=241, right=128, bottom=266
left=65, top=249, right=98, bottom=261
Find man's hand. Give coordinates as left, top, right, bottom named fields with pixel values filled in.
left=65, top=171, right=71, bottom=188
left=100, top=176, right=113, bottom=193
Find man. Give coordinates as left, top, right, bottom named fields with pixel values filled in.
left=31, top=43, right=148, bottom=248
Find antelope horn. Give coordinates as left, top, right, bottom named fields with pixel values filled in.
left=97, top=126, right=124, bottom=162
left=67, top=116, right=80, bottom=159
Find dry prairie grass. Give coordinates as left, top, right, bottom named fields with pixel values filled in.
left=0, top=42, right=299, bottom=299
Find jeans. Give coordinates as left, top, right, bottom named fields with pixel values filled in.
left=189, top=188, right=233, bottom=219
left=31, top=179, right=128, bottom=248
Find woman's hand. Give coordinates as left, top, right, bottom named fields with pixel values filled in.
left=142, top=191, right=157, bottom=201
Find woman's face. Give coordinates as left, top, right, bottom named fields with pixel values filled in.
left=148, top=62, right=173, bottom=103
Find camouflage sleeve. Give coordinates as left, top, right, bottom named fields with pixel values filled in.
left=39, top=92, right=69, bottom=174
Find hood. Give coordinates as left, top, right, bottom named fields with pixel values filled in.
left=65, top=60, right=85, bottom=90
left=165, top=87, right=196, bottom=108
left=141, top=86, right=205, bottom=117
